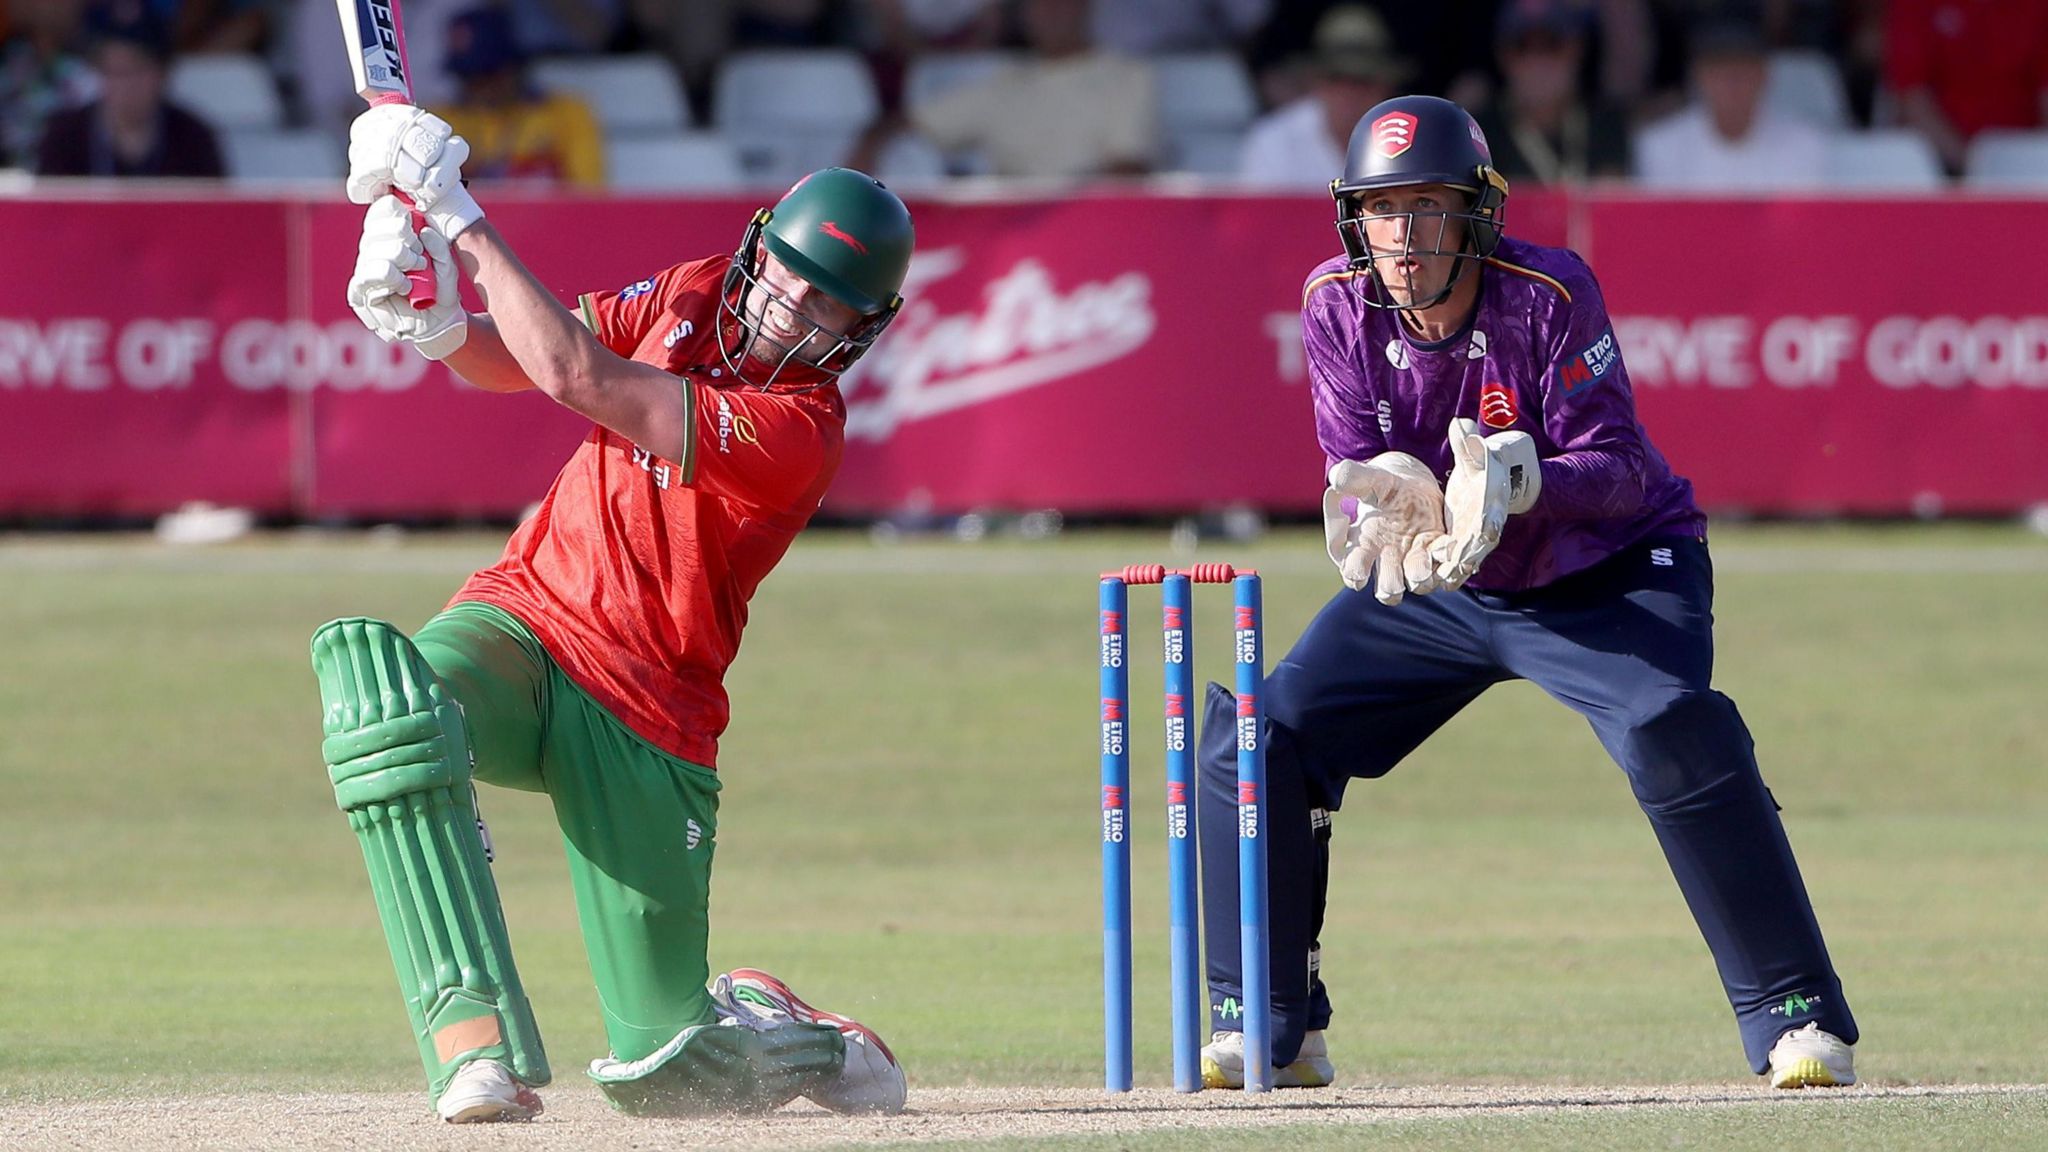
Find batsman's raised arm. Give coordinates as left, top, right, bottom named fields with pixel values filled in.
left=344, top=103, right=694, bottom=455
left=454, top=220, right=695, bottom=459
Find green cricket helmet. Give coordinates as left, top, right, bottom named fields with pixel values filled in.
left=720, top=167, right=915, bottom=391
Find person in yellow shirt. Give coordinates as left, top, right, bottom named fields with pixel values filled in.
left=437, top=5, right=604, bottom=187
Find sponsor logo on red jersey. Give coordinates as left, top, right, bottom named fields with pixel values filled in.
left=1372, top=112, right=1417, bottom=158
left=1481, top=381, right=1519, bottom=428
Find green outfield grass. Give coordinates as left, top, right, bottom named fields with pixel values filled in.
left=1, top=525, right=2044, bottom=1147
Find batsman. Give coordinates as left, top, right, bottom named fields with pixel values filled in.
left=311, top=103, right=916, bottom=1122
left=1196, top=95, right=1858, bottom=1092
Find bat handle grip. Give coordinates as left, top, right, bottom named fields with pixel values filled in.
left=396, top=191, right=438, bottom=309
left=361, top=93, right=437, bottom=309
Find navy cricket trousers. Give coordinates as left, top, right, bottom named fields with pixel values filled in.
left=1197, top=536, right=1857, bottom=1073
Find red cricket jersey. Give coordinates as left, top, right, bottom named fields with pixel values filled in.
left=452, top=255, right=844, bottom=768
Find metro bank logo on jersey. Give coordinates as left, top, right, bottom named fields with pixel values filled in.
left=1559, top=326, right=1621, bottom=395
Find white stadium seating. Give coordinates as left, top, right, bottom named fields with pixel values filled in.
left=1155, top=53, right=1257, bottom=179
left=1765, top=50, right=1851, bottom=130
left=714, top=50, right=880, bottom=185
left=1823, top=130, right=1944, bottom=191
left=531, top=55, right=691, bottom=134
left=1963, top=130, right=2048, bottom=191
left=604, top=132, right=745, bottom=191
left=167, top=53, right=284, bottom=132
left=222, top=129, right=344, bottom=186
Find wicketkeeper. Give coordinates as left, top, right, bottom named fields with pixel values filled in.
left=1196, top=95, right=1859, bottom=1091
left=312, top=105, right=915, bottom=1122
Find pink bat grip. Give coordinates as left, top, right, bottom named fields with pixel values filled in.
left=366, top=91, right=436, bottom=309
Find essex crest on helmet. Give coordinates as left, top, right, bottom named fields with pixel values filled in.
left=1329, top=95, right=1510, bottom=311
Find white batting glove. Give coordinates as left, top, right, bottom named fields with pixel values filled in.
left=1433, top=418, right=1541, bottom=589
left=346, top=103, right=484, bottom=239
left=1322, top=452, right=1449, bottom=606
left=347, top=196, right=468, bottom=359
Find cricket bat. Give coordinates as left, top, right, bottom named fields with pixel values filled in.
left=336, top=0, right=435, bottom=306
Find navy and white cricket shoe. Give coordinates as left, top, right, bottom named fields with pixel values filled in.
left=1767, top=1023, right=1856, bottom=1088
left=1200, top=1029, right=1335, bottom=1089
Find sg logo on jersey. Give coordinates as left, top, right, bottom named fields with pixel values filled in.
left=1559, top=326, right=1620, bottom=395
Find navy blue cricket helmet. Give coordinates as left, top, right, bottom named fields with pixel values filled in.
left=1330, top=95, right=1511, bottom=308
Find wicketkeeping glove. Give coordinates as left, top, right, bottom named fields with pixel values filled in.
left=348, top=196, right=467, bottom=359
left=1322, top=452, right=1449, bottom=606
left=1433, top=417, right=1541, bottom=589
left=346, top=103, right=484, bottom=239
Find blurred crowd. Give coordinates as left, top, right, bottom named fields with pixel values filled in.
left=1, top=0, right=2044, bottom=190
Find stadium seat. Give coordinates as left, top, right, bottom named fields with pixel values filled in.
left=166, top=53, right=284, bottom=132
left=1154, top=53, right=1257, bottom=177
left=530, top=55, right=690, bottom=134
left=1823, top=130, right=1944, bottom=191
left=222, top=129, right=344, bottom=187
left=1154, top=52, right=1257, bottom=136
left=1963, top=130, right=2048, bottom=190
left=714, top=50, right=880, bottom=184
left=604, top=132, right=745, bottom=191
left=871, top=131, right=949, bottom=188
left=1765, top=51, right=1850, bottom=130
left=903, top=50, right=1018, bottom=112
left=1170, top=128, right=1246, bottom=177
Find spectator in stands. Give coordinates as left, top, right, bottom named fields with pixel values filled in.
left=166, top=0, right=275, bottom=54
left=1885, top=0, right=2048, bottom=176
left=1471, top=0, right=1631, bottom=185
left=1242, top=1, right=1494, bottom=117
left=436, top=5, right=603, bottom=187
left=0, top=0, right=99, bottom=169
left=1236, top=5, right=1410, bottom=189
left=1632, top=9, right=1823, bottom=191
left=1092, top=0, right=1269, bottom=56
left=877, top=0, right=1157, bottom=179
left=861, top=0, right=1003, bottom=118
left=506, top=0, right=621, bottom=57
left=34, top=0, right=223, bottom=177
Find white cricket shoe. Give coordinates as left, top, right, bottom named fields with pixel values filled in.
left=1200, top=1028, right=1334, bottom=1089
left=1767, top=1023, right=1856, bottom=1088
left=722, top=968, right=908, bottom=1114
left=436, top=1057, right=544, bottom=1122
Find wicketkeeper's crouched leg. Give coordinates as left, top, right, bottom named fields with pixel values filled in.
left=310, top=617, right=550, bottom=1107
left=1197, top=682, right=1333, bottom=1067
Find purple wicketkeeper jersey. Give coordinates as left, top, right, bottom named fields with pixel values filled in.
left=1302, top=235, right=1706, bottom=591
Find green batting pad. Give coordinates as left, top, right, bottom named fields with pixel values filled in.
left=589, top=1019, right=845, bottom=1117
left=311, top=617, right=550, bottom=1101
